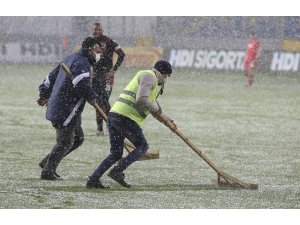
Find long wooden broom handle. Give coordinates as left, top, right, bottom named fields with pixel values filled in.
left=156, top=113, right=233, bottom=182
left=157, top=113, right=259, bottom=188
left=60, top=63, right=108, bottom=121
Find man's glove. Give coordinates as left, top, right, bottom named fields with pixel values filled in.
left=37, top=97, right=48, bottom=106
left=153, top=111, right=177, bottom=132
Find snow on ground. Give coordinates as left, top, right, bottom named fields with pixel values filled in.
left=0, top=65, right=299, bottom=210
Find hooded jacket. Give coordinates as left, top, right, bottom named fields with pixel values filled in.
left=39, top=48, right=96, bottom=127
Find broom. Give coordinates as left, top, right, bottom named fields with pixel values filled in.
left=60, top=63, right=159, bottom=160
left=155, top=112, right=258, bottom=189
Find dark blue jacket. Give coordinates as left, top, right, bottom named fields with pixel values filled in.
left=39, top=48, right=96, bottom=127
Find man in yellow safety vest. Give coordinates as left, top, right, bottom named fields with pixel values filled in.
left=86, top=60, right=175, bottom=189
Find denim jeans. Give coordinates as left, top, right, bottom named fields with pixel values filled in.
left=91, top=112, right=149, bottom=178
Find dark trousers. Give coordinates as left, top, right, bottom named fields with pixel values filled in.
left=41, top=123, right=84, bottom=174
left=91, top=112, right=149, bottom=178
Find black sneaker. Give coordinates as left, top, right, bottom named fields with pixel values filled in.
left=41, top=171, right=59, bottom=180
left=107, top=167, right=131, bottom=188
left=38, top=156, right=48, bottom=168
left=39, top=157, right=61, bottom=178
left=86, top=176, right=109, bottom=189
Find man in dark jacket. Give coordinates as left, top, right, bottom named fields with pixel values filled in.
left=92, top=22, right=126, bottom=136
left=37, top=37, right=105, bottom=180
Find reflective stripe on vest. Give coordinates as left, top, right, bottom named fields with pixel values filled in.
left=117, top=97, right=147, bottom=118
left=122, top=90, right=136, bottom=98
left=111, top=70, right=158, bottom=126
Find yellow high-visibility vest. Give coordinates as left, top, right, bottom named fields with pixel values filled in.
left=111, top=70, right=158, bottom=126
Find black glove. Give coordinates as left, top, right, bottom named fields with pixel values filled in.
left=37, top=97, right=48, bottom=106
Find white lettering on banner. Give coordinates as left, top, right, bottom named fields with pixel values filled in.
left=215, top=51, right=226, bottom=69
left=271, top=52, right=300, bottom=72
left=194, top=51, right=204, bottom=68
left=207, top=51, right=217, bottom=69
left=169, top=49, right=245, bottom=70
left=227, top=51, right=236, bottom=69
left=0, top=42, right=61, bottom=63
left=169, top=49, right=195, bottom=68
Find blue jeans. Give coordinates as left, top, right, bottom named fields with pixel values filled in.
left=91, top=112, right=149, bottom=178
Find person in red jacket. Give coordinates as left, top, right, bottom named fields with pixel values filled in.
left=243, top=32, right=261, bottom=87
left=92, top=22, right=125, bottom=136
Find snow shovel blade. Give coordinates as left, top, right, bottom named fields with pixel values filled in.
left=121, top=150, right=160, bottom=161
left=124, top=142, right=160, bottom=161
left=211, top=177, right=258, bottom=190
left=138, top=150, right=160, bottom=160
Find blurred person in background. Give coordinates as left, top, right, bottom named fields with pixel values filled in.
left=92, top=22, right=126, bottom=136
left=86, top=60, right=176, bottom=189
left=243, top=32, right=261, bottom=87
left=37, top=37, right=108, bottom=180
left=91, top=57, right=113, bottom=125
